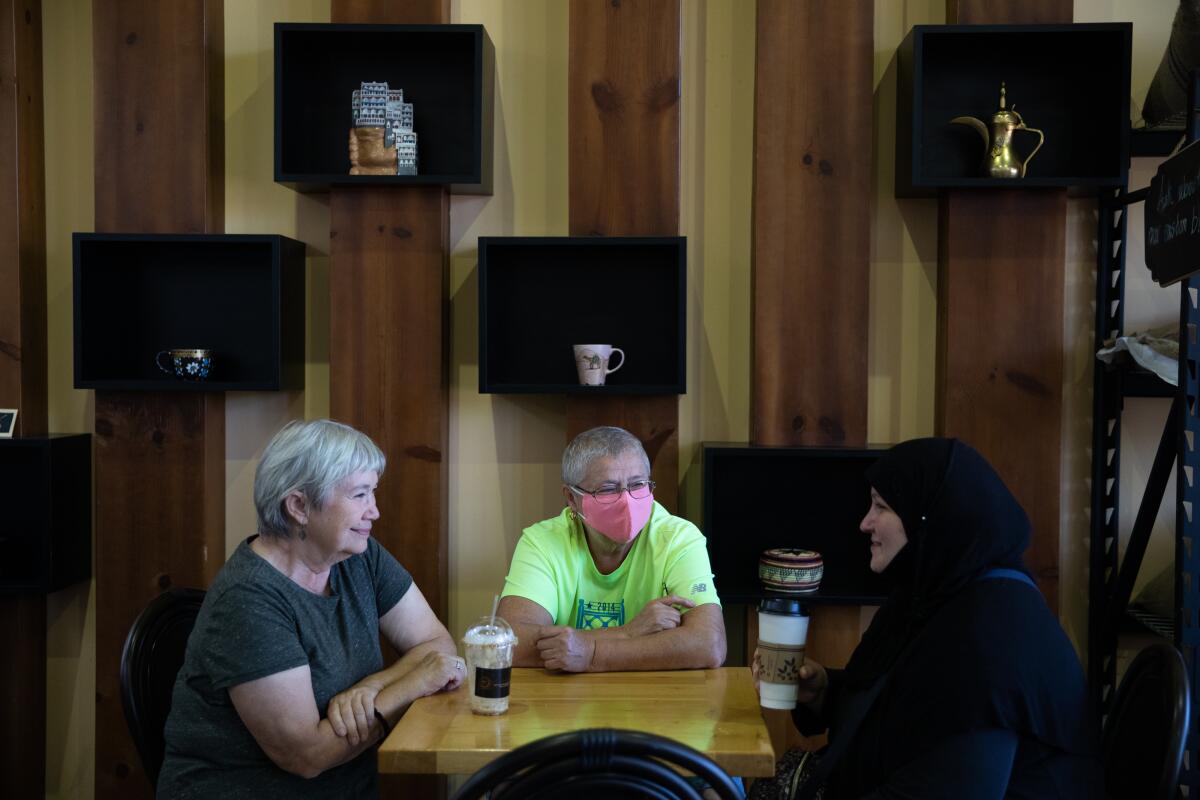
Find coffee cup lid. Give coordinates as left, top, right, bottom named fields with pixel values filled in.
left=758, top=597, right=809, bottom=616
left=462, top=615, right=517, bottom=645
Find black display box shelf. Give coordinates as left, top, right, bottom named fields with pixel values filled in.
left=478, top=236, right=687, bottom=395
left=275, top=23, right=493, bottom=194
left=702, top=444, right=889, bottom=605
left=0, top=434, right=91, bottom=593
left=896, top=23, right=1131, bottom=198
left=73, top=233, right=306, bottom=391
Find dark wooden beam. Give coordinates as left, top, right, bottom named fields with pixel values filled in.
left=568, top=0, right=680, bottom=237
left=329, top=187, right=450, bottom=619
left=332, top=0, right=448, bottom=23
left=567, top=0, right=681, bottom=506
left=937, top=189, right=1065, bottom=609
left=0, top=595, right=46, bottom=798
left=0, top=0, right=46, bottom=436
left=0, top=1, right=47, bottom=796
left=751, top=0, right=872, bottom=448
left=92, top=2, right=224, bottom=797
left=94, top=0, right=223, bottom=234
left=948, top=0, right=1070, bottom=24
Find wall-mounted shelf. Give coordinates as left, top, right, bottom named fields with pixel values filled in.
left=0, top=434, right=91, bottom=593
left=478, top=236, right=686, bottom=395
left=274, top=23, right=493, bottom=194
left=702, top=444, right=889, bottom=605
left=896, top=23, right=1131, bottom=198
left=73, top=233, right=306, bottom=391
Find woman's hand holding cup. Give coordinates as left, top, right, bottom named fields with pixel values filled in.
left=752, top=646, right=828, bottom=711
left=794, top=659, right=828, bottom=708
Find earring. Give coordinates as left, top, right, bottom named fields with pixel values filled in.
left=298, top=525, right=307, bottom=541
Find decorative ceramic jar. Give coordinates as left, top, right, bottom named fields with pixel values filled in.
left=758, top=548, right=823, bottom=594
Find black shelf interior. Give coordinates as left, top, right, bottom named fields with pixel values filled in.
left=0, top=434, right=91, bottom=593
left=479, top=237, right=686, bottom=394
left=897, top=23, right=1131, bottom=197
left=1118, top=366, right=1175, bottom=399
left=703, top=444, right=889, bottom=605
left=275, top=23, right=493, bottom=193
left=1132, top=128, right=1185, bottom=159
left=74, top=234, right=306, bottom=391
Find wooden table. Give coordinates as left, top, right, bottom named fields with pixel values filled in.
left=378, top=667, right=777, bottom=777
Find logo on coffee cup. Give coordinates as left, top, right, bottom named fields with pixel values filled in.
left=474, top=667, right=511, bottom=699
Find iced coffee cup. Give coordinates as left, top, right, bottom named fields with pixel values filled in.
left=462, top=616, right=517, bottom=715
left=757, top=598, right=810, bottom=710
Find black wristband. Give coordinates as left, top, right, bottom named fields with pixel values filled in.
left=373, top=708, right=392, bottom=741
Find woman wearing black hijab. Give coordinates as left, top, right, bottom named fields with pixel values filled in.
left=761, top=438, right=1102, bottom=798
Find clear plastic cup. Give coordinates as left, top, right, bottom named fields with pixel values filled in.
left=462, top=616, right=517, bottom=715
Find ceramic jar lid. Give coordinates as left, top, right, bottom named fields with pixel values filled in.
left=758, top=548, right=824, bottom=594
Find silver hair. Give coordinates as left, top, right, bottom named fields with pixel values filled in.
left=254, top=419, right=386, bottom=538
left=561, top=426, right=651, bottom=486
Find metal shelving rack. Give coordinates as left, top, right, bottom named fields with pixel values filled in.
left=1088, top=82, right=1200, bottom=793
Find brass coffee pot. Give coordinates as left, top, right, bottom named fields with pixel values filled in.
left=949, top=83, right=1044, bottom=179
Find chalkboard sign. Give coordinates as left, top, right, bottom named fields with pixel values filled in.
left=1146, top=139, right=1200, bottom=286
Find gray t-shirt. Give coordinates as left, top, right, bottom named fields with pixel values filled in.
left=157, top=536, right=413, bottom=799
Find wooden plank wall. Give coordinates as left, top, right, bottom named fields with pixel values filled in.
left=750, top=0, right=874, bottom=757
left=566, top=0, right=681, bottom=512
left=0, top=1, right=48, bottom=796
left=938, top=0, right=1072, bottom=611
left=92, top=2, right=226, bottom=797
left=329, top=2, right=450, bottom=798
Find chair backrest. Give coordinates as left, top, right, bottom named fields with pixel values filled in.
left=119, top=587, right=206, bottom=787
left=1102, top=642, right=1191, bottom=800
left=452, top=728, right=743, bottom=800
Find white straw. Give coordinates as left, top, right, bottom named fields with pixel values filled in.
left=489, top=594, right=500, bottom=628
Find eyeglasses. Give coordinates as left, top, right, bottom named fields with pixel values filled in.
left=571, top=480, right=656, bottom=505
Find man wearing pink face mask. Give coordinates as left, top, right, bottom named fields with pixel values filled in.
left=497, top=426, right=727, bottom=672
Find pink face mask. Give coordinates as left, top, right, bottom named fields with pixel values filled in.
left=576, top=490, right=654, bottom=544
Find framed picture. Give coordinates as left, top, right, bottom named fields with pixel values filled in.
left=0, top=409, right=16, bottom=438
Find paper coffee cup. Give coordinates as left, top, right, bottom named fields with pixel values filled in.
left=757, top=598, right=810, bottom=710
left=462, top=617, right=517, bottom=716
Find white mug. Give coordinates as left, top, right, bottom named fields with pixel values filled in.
left=573, top=344, right=625, bottom=386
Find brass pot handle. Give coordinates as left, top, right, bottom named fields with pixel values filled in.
left=1017, top=126, right=1045, bottom=178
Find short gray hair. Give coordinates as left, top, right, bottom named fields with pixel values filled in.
left=254, top=419, right=386, bottom=538
left=561, top=426, right=651, bottom=485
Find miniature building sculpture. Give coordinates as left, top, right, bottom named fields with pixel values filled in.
left=349, top=81, right=418, bottom=176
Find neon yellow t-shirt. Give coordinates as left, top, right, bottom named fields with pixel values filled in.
left=500, top=501, right=721, bottom=629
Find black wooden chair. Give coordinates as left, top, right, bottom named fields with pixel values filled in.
left=119, top=587, right=206, bottom=786
left=452, top=727, right=743, bottom=800
left=1102, top=642, right=1191, bottom=800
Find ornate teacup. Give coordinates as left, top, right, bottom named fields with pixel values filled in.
left=155, top=348, right=213, bottom=381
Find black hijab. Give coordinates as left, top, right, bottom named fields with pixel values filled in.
left=838, top=437, right=1094, bottom=764
left=845, top=437, right=1031, bottom=687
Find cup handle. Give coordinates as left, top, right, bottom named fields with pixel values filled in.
left=606, top=348, right=625, bottom=375
left=154, top=351, right=174, bottom=376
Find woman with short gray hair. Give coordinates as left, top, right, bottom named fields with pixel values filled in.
left=498, top=425, right=727, bottom=674
left=159, top=419, right=464, bottom=798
